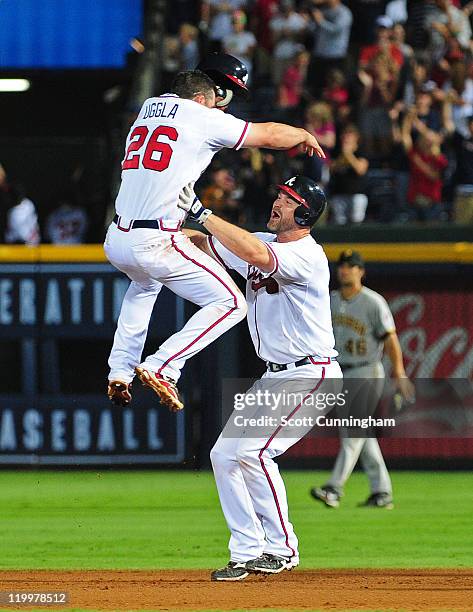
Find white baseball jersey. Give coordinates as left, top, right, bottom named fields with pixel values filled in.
left=115, top=94, right=251, bottom=222
left=209, top=232, right=337, bottom=363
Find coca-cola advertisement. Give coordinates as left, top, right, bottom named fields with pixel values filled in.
left=387, top=291, right=473, bottom=380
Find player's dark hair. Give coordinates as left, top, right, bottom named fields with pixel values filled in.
left=170, top=70, right=216, bottom=103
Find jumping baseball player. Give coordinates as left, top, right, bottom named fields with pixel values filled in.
left=310, top=250, right=414, bottom=509
left=105, top=55, right=325, bottom=412
left=178, top=176, right=342, bottom=581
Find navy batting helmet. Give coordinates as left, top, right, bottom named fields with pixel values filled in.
left=197, top=53, right=249, bottom=107
left=276, top=176, right=327, bottom=226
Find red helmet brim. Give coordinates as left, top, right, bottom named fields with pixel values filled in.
left=276, top=185, right=310, bottom=209
left=225, top=73, right=249, bottom=91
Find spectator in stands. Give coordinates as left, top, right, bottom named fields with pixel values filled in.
left=425, top=0, right=472, bottom=62
left=179, top=23, right=200, bottom=70
left=386, top=0, right=408, bottom=24
left=4, top=183, right=40, bottom=245
left=391, top=23, right=414, bottom=62
left=463, top=2, right=473, bottom=53
left=389, top=104, right=412, bottom=220
left=414, top=81, right=442, bottom=129
left=442, top=59, right=473, bottom=138
left=402, top=107, right=448, bottom=221
left=251, top=0, right=278, bottom=51
left=359, top=16, right=404, bottom=73
left=162, top=36, right=181, bottom=79
left=269, top=0, right=308, bottom=84
left=323, top=68, right=349, bottom=111
left=225, top=9, right=257, bottom=81
left=238, top=148, right=280, bottom=223
left=358, top=52, right=401, bottom=158
left=307, top=0, right=353, bottom=96
left=201, top=166, right=243, bottom=224
left=277, top=49, right=310, bottom=111
left=402, top=57, right=431, bottom=107
left=406, top=0, right=437, bottom=51
left=303, top=102, right=336, bottom=184
left=358, top=17, right=406, bottom=158
left=45, top=202, right=88, bottom=244
left=349, top=0, right=388, bottom=54
left=322, top=68, right=352, bottom=125
left=329, top=124, right=370, bottom=224
left=0, top=163, right=39, bottom=245
left=201, top=0, right=249, bottom=52
left=452, top=115, right=473, bottom=224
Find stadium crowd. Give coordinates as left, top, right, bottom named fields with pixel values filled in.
left=176, top=0, right=473, bottom=227
left=2, top=0, right=473, bottom=244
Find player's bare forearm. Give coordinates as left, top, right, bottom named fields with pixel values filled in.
left=244, top=123, right=326, bottom=158
left=203, top=214, right=273, bottom=272
left=384, top=332, right=415, bottom=401
left=384, top=332, right=406, bottom=378
left=183, top=228, right=212, bottom=256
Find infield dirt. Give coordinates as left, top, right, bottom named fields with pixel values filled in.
left=1, top=569, right=472, bottom=611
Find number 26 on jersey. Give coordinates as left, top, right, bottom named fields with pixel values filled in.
left=122, top=125, right=178, bottom=172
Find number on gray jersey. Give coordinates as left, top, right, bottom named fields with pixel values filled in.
left=330, top=287, right=395, bottom=366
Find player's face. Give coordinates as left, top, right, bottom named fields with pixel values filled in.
left=337, top=263, right=364, bottom=287
left=267, top=192, right=299, bottom=232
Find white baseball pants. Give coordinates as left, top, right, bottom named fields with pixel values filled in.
left=211, top=360, right=343, bottom=563
left=104, top=222, right=247, bottom=383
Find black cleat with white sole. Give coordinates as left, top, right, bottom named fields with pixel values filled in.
left=245, top=553, right=298, bottom=574
left=310, top=485, right=341, bottom=508
left=358, top=492, right=394, bottom=509
left=211, top=561, right=249, bottom=581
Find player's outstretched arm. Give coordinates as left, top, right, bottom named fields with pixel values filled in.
left=244, top=123, right=326, bottom=158
left=178, top=186, right=273, bottom=272
left=203, top=214, right=273, bottom=272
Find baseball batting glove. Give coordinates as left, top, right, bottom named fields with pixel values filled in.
left=178, top=183, right=213, bottom=224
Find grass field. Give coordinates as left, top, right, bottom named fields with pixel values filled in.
left=0, top=469, right=472, bottom=570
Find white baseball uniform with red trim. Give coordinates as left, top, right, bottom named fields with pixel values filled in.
left=105, top=94, right=251, bottom=384
left=208, top=232, right=342, bottom=563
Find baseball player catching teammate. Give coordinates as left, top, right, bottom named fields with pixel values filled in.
left=105, top=54, right=325, bottom=412
left=178, top=176, right=342, bottom=581
left=310, top=250, right=414, bottom=509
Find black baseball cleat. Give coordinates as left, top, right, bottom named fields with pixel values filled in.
left=358, top=492, right=394, bottom=509
left=211, top=561, right=249, bottom=582
left=245, top=553, right=298, bottom=574
left=310, top=485, right=340, bottom=508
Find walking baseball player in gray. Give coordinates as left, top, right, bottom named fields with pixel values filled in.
left=105, top=57, right=325, bottom=412
left=178, top=176, right=342, bottom=581
left=310, top=250, right=414, bottom=509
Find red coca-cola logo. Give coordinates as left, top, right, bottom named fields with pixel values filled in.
left=386, top=292, right=473, bottom=379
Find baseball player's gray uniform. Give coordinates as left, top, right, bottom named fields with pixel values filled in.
left=326, top=286, right=396, bottom=495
